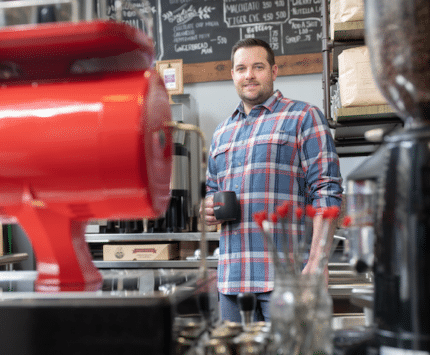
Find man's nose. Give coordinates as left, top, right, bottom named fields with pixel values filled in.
left=245, top=68, right=255, bottom=79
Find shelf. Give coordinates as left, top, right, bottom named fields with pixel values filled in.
left=333, top=21, right=365, bottom=41
left=335, top=142, right=380, bottom=157
left=86, top=232, right=220, bottom=243
left=334, top=104, right=398, bottom=123
left=0, top=253, right=29, bottom=267
left=332, top=105, right=403, bottom=157
left=334, top=105, right=402, bottom=138
left=93, top=260, right=218, bottom=269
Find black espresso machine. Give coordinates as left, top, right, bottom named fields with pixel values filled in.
left=344, top=0, right=430, bottom=353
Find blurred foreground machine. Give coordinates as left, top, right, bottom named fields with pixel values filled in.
left=0, top=2, right=217, bottom=354
left=343, top=1, right=430, bottom=353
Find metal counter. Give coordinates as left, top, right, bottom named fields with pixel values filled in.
left=0, top=268, right=219, bottom=355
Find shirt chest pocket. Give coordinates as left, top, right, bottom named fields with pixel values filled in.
left=252, top=130, right=293, bottom=163
left=213, top=142, right=232, bottom=171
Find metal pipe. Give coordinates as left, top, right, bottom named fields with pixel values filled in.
left=165, top=121, right=209, bottom=282
left=321, top=0, right=337, bottom=129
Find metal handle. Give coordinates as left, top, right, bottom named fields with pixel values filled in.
left=165, top=121, right=209, bottom=281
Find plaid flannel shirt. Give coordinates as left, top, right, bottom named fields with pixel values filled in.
left=206, top=90, right=343, bottom=294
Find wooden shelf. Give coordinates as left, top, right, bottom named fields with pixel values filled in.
left=334, top=104, right=397, bottom=122
left=333, top=21, right=365, bottom=41
left=334, top=105, right=401, bottom=126
left=86, top=232, right=220, bottom=243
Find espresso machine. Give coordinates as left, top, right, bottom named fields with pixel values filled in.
left=345, top=1, right=430, bottom=353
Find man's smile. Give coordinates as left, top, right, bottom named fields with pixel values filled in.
left=243, top=82, right=259, bottom=88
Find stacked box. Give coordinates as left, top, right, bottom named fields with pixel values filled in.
left=338, top=46, right=388, bottom=107
left=103, top=243, right=179, bottom=261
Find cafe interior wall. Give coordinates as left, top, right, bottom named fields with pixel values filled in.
left=183, top=72, right=365, bottom=184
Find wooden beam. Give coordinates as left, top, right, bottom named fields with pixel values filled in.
left=183, top=52, right=323, bottom=84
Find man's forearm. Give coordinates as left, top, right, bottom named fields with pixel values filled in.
left=304, top=213, right=337, bottom=274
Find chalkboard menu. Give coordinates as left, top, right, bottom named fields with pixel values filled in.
left=107, top=0, right=323, bottom=83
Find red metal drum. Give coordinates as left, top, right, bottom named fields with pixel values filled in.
left=0, top=21, right=172, bottom=291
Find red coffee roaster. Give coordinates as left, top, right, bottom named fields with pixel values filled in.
left=0, top=20, right=173, bottom=292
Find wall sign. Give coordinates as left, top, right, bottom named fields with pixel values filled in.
left=107, top=0, right=323, bottom=83
left=156, top=59, right=184, bottom=103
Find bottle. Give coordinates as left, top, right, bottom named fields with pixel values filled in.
left=268, top=275, right=297, bottom=355
left=311, top=280, right=334, bottom=355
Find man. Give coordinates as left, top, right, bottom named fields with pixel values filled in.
left=202, top=38, right=343, bottom=322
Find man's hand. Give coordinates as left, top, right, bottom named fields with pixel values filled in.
left=302, top=261, right=329, bottom=286
left=200, top=195, right=224, bottom=226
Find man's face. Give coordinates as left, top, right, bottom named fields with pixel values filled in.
left=231, top=46, right=278, bottom=113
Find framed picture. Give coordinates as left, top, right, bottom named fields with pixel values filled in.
left=156, top=59, right=184, bottom=101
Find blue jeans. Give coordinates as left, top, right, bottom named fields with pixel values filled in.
left=219, top=292, right=272, bottom=322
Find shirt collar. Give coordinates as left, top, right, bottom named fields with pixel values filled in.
left=231, top=90, right=283, bottom=120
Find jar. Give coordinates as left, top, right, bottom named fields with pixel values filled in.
left=269, top=274, right=333, bottom=355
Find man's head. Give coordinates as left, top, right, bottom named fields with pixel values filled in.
left=231, top=38, right=276, bottom=68
left=231, top=39, right=278, bottom=115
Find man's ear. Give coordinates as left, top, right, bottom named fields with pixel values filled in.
left=272, top=64, right=278, bottom=81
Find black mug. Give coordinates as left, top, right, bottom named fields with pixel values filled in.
left=213, top=191, right=240, bottom=222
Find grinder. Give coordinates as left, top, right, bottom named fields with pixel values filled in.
left=345, top=1, right=430, bottom=352
left=0, top=20, right=172, bottom=292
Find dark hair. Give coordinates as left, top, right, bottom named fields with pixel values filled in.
left=231, top=38, right=275, bottom=67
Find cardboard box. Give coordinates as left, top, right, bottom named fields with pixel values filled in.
left=179, top=241, right=199, bottom=260
left=338, top=46, right=388, bottom=107
left=330, top=0, right=364, bottom=39
left=103, top=243, right=179, bottom=261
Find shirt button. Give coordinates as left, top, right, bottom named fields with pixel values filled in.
left=241, top=141, right=245, bottom=145
left=235, top=185, right=239, bottom=189
left=238, top=162, right=242, bottom=166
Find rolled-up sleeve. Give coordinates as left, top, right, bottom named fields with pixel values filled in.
left=298, top=106, right=343, bottom=208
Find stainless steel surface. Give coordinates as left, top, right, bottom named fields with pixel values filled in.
left=328, top=261, right=373, bottom=298
left=0, top=268, right=217, bottom=294
left=171, top=155, right=189, bottom=191
left=332, top=314, right=366, bottom=330
left=85, top=232, right=221, bottom=243
left=329, top=283, right=372, bottom=297
left=350, top=288, right=373, bottom=309
left=94, top=260, right=218, bottom=269
left=0, top=253, right=29, bottom=266
left=345, top=179, right=378, bottom=272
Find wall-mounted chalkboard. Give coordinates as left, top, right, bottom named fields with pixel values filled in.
left=107, top=0, right=323, bottom=83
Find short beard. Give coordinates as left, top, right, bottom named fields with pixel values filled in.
left=239, top=90, right=272, bottom=107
